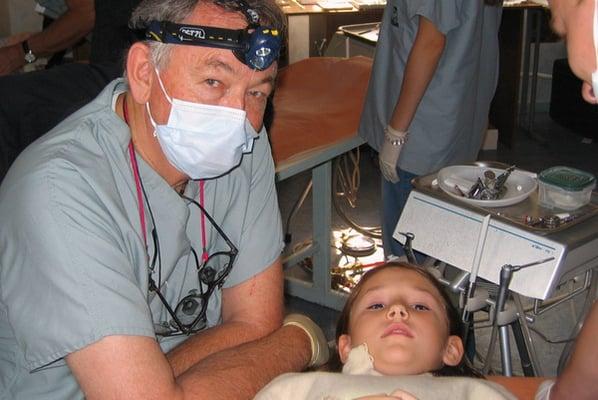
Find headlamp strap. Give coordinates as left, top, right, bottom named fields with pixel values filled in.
left=146, top=20, right=247, bottom=52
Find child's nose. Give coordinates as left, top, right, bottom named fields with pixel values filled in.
left=387, top=304, right=409, bottom=320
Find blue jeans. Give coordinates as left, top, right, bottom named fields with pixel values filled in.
left=381, top=168, right=418, bottom=258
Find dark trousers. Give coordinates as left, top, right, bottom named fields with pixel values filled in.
left=0, top=62, right=121, bottom=183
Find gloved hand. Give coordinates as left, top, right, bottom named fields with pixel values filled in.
left=379, top=125, right=409, bottom=183
left=283, top=313, right=330, bottom=368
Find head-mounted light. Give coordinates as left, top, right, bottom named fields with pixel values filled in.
left=144, top=20, right=281, bottom=71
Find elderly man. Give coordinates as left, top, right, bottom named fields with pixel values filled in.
left=535, top=1, right=598, bottom=399
left=0, top=0, right=325, bottom=398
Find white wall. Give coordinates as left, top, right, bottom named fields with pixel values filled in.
left=0, top=0, right=42, bottom=38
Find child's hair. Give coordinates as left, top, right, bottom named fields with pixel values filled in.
left=329, top=261, right=482, bottom=378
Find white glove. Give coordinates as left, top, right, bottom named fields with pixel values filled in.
left=283, top=313, right=330, bottom=368
left=379, top=125, right=408, bottom=183
left=534, top=380, right=555, bottom=400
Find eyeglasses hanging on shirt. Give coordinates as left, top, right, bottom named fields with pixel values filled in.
left=151, top=192, right=238, bottom=336
left=124, top=98, right=238, bottom=337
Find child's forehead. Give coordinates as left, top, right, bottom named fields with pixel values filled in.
left=360, top=267, right=438, bottom=292
left=354, top=268, right=441, bottom=303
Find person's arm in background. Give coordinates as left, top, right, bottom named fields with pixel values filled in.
left=388, top=15, right=446, bottom=132
left=0, top=0, right=94, bottom=75
left=549, top=303, right=598, bottom=400
left=379, top=15, right=446, bottom=183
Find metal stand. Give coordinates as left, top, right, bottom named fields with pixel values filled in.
left=484, top=259, right=553, bottom=376
left=556, top=269, right=598, bottom=373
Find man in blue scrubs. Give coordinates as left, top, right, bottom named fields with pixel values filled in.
left=0, top=0, right=325, bottom=398
left=358, top=0, right=503, bottom=257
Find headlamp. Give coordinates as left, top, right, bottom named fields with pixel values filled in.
left=144, top=20, right=281, bottom=71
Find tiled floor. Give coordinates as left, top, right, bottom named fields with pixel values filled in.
left=277, top=111, right=598, bottom=377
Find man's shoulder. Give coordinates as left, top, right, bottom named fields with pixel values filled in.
left=0, top=85, right=130, bottom=209
left=6, top=80, right=128, bottom=182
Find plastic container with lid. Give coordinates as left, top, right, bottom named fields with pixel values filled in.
left=538, top=166, right=596, bottom=210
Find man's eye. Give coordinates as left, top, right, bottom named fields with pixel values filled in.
left=412, top=304, right=430, bottom=311
left=248, top=90, right=267, bottom=99
left=366, top=303, right=384, bottom=310
left=205, top=79, right=221, bottom=87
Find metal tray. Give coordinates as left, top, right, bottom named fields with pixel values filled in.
left=412, top=161, right=598, bottom=234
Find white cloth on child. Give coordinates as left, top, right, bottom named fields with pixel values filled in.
left=255, top=344, right=516, bottom=400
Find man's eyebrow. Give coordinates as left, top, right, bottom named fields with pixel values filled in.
left=257, top=75, right=276, bottom=86
left=205, top=58, right=234, bottom=74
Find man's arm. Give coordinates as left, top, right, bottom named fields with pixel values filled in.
left=167, top=259, right=285, bottom=377
left=67, top=260, right=312, bottom=399
left=67, top=323, right=310, bottom=400
left=550, top=302, right=598, bottom=400
left=0, top=0, right=94, bottom=75
left=388, top=15, right=446, bottom=131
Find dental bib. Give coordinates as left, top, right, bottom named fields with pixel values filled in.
left=255, top=343, right=516, bottom=400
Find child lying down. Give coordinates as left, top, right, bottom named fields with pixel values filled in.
left=255, top=262, right=515, bottom=400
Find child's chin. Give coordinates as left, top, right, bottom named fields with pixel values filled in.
left=374, top=357, right=425, bottom=376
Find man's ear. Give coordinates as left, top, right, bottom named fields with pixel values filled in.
left=126, top=42, right=155, bottom=104
left=442, top=335, right=464, bottom=367
left=337, top=334, right=352, bottom=364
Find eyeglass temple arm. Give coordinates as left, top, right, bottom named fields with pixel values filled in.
left=179, top=194, right=239, bottom=256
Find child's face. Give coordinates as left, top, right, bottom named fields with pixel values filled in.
left=338, top=268, right=463, bottom=375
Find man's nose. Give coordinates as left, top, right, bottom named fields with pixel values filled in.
left=387, top=303, right=409, bottom=320
left=221, top=91, right=246, bottom=111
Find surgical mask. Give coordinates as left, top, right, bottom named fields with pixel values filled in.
left=593, top=0, right=598, bottom=98
left=146, top=69, right=257, bottom=180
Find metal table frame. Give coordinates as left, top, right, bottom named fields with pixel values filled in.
left=276, top=135, right=365, bottom=310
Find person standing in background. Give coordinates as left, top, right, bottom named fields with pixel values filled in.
left=358, top=0, right=503, bottom=257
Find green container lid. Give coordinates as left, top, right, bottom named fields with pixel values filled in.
left=539, top=166, right=596, bottom=192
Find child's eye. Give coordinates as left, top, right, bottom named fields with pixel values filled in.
left=412, top=304, right=430, bottom=311
left=366, top=303, right=385, bottom=310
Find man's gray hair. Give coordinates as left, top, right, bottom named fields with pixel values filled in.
left=128, top=0, right=286, bottom=69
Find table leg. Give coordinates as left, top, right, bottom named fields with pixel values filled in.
left=284, top=160, right=347, bottom=310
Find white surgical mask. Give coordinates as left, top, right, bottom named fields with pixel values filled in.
left=592, top=0, right=598, bottom=98
left=146, top=69, right=257, bottom=180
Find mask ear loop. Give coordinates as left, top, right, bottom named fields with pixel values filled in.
left=153, top=67, right=174, bottom=104
left=146, top=68, right=174, bottom=137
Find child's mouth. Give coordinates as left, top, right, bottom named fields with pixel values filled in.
left=381, top=323, right=413, bottom=338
